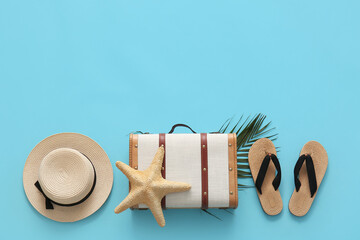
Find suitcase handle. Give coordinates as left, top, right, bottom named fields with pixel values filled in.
left=168, top=124, right=197, bottom=134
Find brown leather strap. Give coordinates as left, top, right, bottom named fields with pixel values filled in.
left=159, top=133, right=166, bottom=209
left=168, top=124, right=196, bottom=134
left=201, top=133, right=208, bottom=209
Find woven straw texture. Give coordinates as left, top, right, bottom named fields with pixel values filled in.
left=130, top=133, right=237, bottom=209
left=23, top=133, right=113, bottom=222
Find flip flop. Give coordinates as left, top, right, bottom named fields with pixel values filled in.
left=248, top=138, right=282, bottom=215
left=289, top=141, right=328, bottom=216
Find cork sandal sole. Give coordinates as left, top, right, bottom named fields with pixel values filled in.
left=248, top=138, right=283, bottom=215
left=289, top=141, right=328, bottom=217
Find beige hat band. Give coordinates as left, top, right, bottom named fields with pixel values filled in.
left=34, top=152, right=97, bottom=210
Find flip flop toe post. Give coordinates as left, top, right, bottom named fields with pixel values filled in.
left=249, top=138, right=283, bottom=215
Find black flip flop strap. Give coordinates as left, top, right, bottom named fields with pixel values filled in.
left=34, top=154, right=97, bottom=210
left=294, top=154, right=317, bottom=197
left=255, top=154, right=281, bottom=194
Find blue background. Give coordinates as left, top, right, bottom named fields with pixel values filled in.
left=1, top=1, right=359, bottom=239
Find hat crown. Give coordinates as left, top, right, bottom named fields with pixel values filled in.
left=38, top=148, right=95, bottom=205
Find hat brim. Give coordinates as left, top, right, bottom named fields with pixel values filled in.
left=23, top=133, right=113, bottom=222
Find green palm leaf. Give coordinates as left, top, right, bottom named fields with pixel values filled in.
left=219, top=114, right=278, bottom=189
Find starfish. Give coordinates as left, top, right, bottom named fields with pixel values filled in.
left=114, top=146, right=191, bottom=227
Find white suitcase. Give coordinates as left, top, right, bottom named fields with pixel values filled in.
left=129, top=124, right=238, bottom=209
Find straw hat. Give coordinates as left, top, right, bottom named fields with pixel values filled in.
left=23, top=133, right=113, bottom=222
